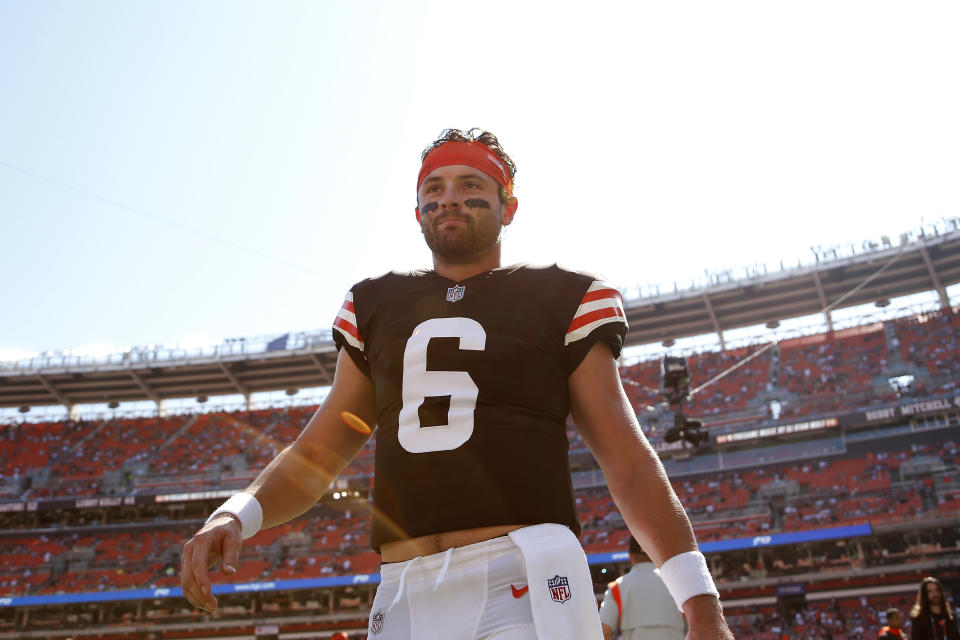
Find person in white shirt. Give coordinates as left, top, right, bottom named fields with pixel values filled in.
left=600, top=537, right=688, bottom=640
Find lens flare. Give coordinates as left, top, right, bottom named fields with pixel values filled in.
left=341, top=411, right=372, bottom=434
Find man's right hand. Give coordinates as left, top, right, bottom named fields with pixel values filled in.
left=178, top=350, right=377, bottom=613
left=180, top=514, right=243, bottom=613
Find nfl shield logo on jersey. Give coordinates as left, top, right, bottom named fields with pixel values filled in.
left=371, top=609, right=384, bottom=634
left=446, top=285, right=466, bottom=302
left=547, top=574, right=572, bottom=604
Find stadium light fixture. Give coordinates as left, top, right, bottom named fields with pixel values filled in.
left=17, top=406, right=29, bottom=414
left=875, top=298, right=891, bottom=308
left=108, top=401, right=119, bottom=409
left=197, top=395, right=208, bottom=404
left=765, top=320, right=780, bottom=329
left=662, top=338, right=675, bottom=347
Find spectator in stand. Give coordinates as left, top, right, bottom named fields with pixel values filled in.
left=878, top=608, right=907, bottom=639
left=599, top=537, right=687, bottom=640
left=911, top=577, right=959, bottom=640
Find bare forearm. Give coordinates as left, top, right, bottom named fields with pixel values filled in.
left=183, top=349, right=376, bottom=615
left=569, top=343, right=698, bottom=565
left=603, top=430, right=732, bottom=638
left=568, top=344, right=733, bottom=639
left=241, top=352, right=376, bottom=531
left=604, top=431, right=698, bottom=565
left=244, top=443, right=343, bottom=529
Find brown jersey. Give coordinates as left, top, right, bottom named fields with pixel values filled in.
left=333, top=263, right=627, bottom=551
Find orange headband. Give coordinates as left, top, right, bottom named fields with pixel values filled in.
left=417, top=141, right=511, bottom=190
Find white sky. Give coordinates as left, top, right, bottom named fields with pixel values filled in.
left=1, top=0, right=958, bottom=360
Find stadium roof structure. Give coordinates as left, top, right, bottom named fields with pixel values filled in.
left=2, top=220, right=959, bottom=411
left=625, top=221, right=960, bottom=346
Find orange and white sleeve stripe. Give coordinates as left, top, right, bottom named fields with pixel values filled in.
left=333, top=291, right=365, bottom=351
left=564, top=281, right=626, bottom=346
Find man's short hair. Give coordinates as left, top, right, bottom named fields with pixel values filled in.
left=628, top=537, right=651, bottom=562
left=886, top=608, right=901, bottom=620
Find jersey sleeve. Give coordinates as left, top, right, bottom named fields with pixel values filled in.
left=562, top=279, right=628, bottom=373
left=598, top=581, right=621, bottom=631
left=332, top=289, right=370, bottom=377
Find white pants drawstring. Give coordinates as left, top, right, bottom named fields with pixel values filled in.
left=433, top=547, right=454, bottom=591
left=388, top=556, right=421, bottom=612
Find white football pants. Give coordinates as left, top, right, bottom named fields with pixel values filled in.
left=368, top=523, right=603, bottom=640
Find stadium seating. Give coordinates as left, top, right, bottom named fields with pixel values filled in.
left=50, top=416, right=190, bottom=480
left=686, top=345, right=772, bottom=415
left=893, top=310, right=960, bottom=376
left=0, top=418, right=99, bottom=478
left=726, top=593, right=917, bottom=640
left=780, top=325, right=886, bottom=398
left=6, top=312, right=957, bottom=504
left=2, top=309, right=959, bottom=638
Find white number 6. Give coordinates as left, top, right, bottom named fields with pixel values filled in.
left=397, top=317, right=486, bottom=453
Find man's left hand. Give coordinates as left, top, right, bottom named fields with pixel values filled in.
left=683, top=594, right=735, bottom=640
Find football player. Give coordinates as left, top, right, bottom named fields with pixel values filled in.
left=181, top=129, right=733, bottom=640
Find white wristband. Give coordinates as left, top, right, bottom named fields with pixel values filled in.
left=206, top=493, right=263, bottom=540
left=656, top=550, right=719, bottom=610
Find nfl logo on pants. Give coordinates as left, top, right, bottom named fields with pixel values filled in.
left=547, top=575, right=572, bottom=604
left=371, top=609, right=384, bottom=634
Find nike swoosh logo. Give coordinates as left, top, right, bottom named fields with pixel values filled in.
left=511, top=584, right=529, bottom=598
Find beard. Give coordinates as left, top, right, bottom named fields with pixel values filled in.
left=422, top=211, right=504, bottom=263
